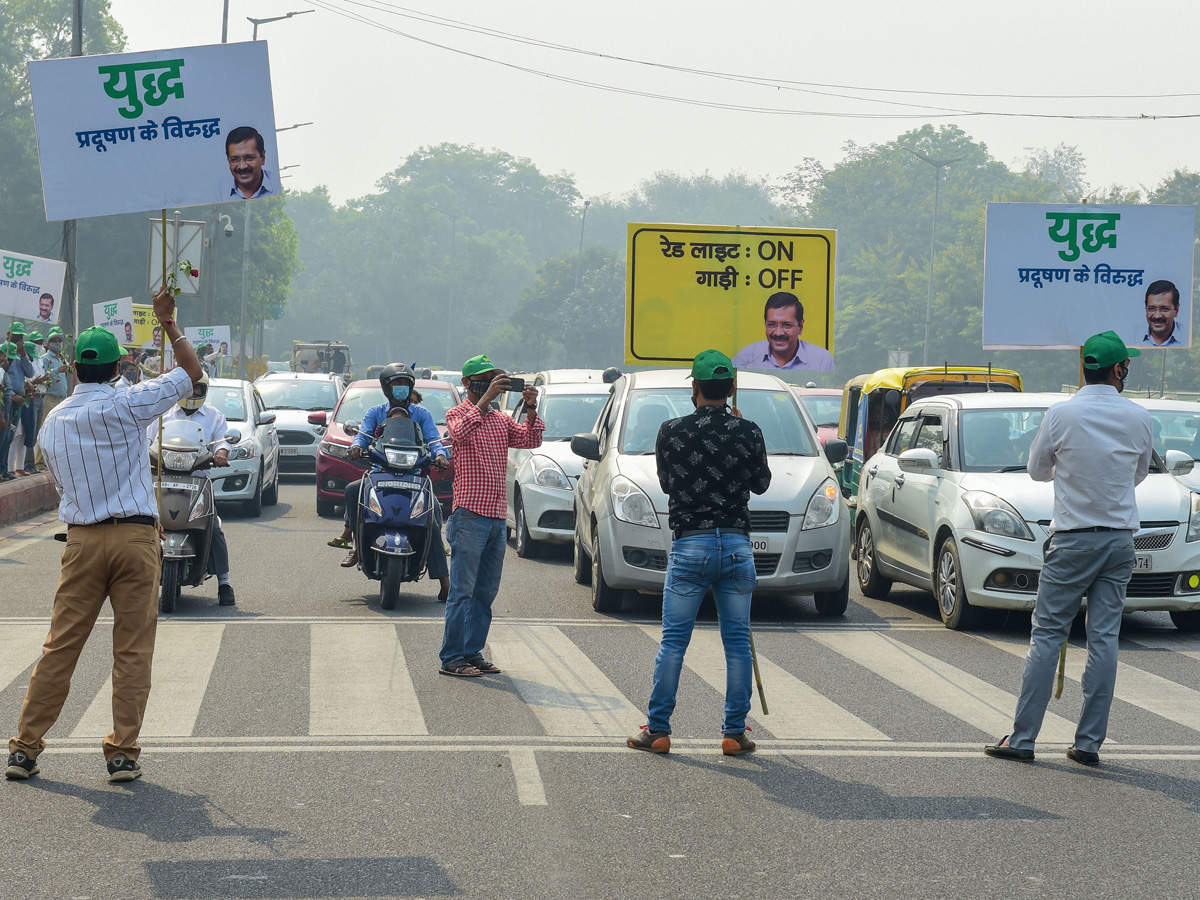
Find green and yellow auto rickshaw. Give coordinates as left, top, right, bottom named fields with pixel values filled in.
left=837, top=365, right=1023, bottom=515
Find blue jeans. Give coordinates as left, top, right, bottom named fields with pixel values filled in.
left=1010, top=530, right=1134, bottom=753
left=648, top=531, right=757, bottom=735
left=439, top=508, right=508, bottom=667
left=0, top=397, right=13, bottom=476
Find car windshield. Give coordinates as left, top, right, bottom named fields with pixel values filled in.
left=799, top=395, right=841, bottom=428
left=541, top=393, right=609, bottom=441
left=333, top=386, right=382, bottom=426
left=206, top=386, right=247, bottom=422
left=620, top=388, right=817, bottom=456
left=959, top=409, right=1048, bottom=471
left=257, top=379, right=339, bottom=411
left=1147, top=409, right=1200, bottom=460
left=417, top=386, right=457, bottom=425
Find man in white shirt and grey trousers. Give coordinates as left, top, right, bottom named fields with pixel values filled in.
left=5, top=287, right=203, bottom=784
left=986, top=330, right=1153, bottom=768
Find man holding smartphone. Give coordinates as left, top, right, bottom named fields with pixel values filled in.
left=438, top=355, right=543, bottom=677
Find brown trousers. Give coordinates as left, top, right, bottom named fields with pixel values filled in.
left=9, top=522, right=160, bottom=761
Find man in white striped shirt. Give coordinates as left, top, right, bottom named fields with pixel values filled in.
left=6, top=287, right=203, bottom=784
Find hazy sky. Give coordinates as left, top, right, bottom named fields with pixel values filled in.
left=109, top=0, right=1200, bottom=205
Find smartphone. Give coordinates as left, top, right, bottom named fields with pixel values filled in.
left=506, top=376, right=526, bottom=394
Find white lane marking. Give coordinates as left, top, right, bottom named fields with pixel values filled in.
left=508, top=748, right=548, bottom=806
left=1126, top=634, right=1200, bottom=661
left=0, top=624, right=48, bottom=692
left=71, top=624, right=225, bottom=738
left=0, top=523, right=62, bottom=559
left=489, top=624, right=642, bottom=736
left=810, top=631, right=1079, bottom=743
left=983, top=635, right=1200, bottom=734
left=637, top=625, right=889, bottom=741
left=309, top=623, right=427, bottom=735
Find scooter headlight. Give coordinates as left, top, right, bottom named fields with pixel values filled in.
left=161, top=449, right=196, bottom=471
left=385, top=448, right=420, bottom=469
left=367, top=485, right=383, bottom=517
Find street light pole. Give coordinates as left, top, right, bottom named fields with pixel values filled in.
left=905, top=148, right=964, bottom=365
left=574, top=200, right=590, bottom=293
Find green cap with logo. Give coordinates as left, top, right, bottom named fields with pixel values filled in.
left=8, top=322, right=25, bottom=336
left=461, top=354, right=499, bottom=378
left=1082, top=330, right=1141, bottom=370
left=0, top=342, right=18, bottom=359
left=74, top=326, right=122, bottom=365
left=47, top=326, right=63, bottom=337
left=28, top=330, right=43, bottom=343
left=689, top=348, right=735, bottom=381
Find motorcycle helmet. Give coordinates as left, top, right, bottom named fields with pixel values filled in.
left=179, top=373, right=209, bottom=413
left=379, top=362, right=416, bottom=404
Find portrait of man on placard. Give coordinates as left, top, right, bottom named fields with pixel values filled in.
left=1142, top=279, right=1184, bottom=347
left=731, top=291, right=834, bottom=372
left=35, top=292, right=55, bottom=323
left=224, top=125, right=273, bottom=200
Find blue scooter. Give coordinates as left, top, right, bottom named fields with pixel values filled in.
left=355, top=413, right=439, bottom=610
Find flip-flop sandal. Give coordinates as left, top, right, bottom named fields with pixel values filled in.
left=470, top=660, right=502, bottom=674
left=439, top=664, right=483, bottom=677
left=327, top=536, right=352, bottom=549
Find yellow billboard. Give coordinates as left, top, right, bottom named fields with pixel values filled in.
left=626, top=223, right=835, bottom=371
left=128, top=302, right=179, bottom=350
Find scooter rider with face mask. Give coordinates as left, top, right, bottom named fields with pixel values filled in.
left=328, top=363, right=452, bottom=601
left=149, top=374, right=237, bottom=606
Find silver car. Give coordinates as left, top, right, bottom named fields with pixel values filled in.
left=571, top=369, right=851, bottom=614
left=255, top=372, right=345, bottom=475
left=506, top=381, right=613, bottom=556
left=205, top=378, right=282, bottom=516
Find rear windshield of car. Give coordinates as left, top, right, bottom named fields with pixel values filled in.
left=257, top=379, right=339, bottom=411
left=541, top=393, right=609, bottom=441
left=620, top=388, right=817, bottom=456
left=207, top=386, right=247, bottom=422
left=799, top=395, right=841, bottom=428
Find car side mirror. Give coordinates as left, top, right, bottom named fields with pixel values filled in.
left=823, top=438, right=848, bottom=465
left=307, top=411, right=327, bottom=426
left=571, top=432, right=601, bottom=461
left=1165, top=449, right=1195, bottom=476
left=257, top=412, right=276, bottom=426
left=223, top=428, right=242, bottom=445
left=898, top=447, right=940, bottom=474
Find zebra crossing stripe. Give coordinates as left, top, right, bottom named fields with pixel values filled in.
left=309, top=623, right=427, bottom=735
left=637, top=625, right=890, bottom=741
left=810, top=631, right=1079, bottom=743
left=71, top=624, right=226, bottom=738
left=0, top=624, right=48, bottom=693
left=488, top=624, right=642, bottom=736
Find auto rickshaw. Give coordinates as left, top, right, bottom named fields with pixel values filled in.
left=837, top=365, right=1023, bottom=516
left=292, top=340, right=353, bottom=380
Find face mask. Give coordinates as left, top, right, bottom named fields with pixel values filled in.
left=48, top=342, right=62, bottom=353
left=390, top=384, right=411, bottom=402
left=1117, top=364, right=1129, bottom=392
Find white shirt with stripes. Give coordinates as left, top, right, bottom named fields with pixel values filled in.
left=151, top=404, right=233, bottom=468
left=37, top=367, right=192, bottom=525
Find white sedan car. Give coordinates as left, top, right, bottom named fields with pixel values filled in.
left=205, top=378, right=281, bottom=516
left=506, top=381, right=612, bottom=557
left=1136, top=398, right=1200, bottom=493
left=854, top=392, right=1200, bottom=631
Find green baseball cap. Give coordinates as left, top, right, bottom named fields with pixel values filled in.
left=26, top=343, right=39, bottom=359
left=47, top=326, right=63, bottom=337
left=8, top=322, right=25, bottom=336
left=74, top=326, right=122, bottom=365
left=462, top=354, right=500, bottom=378
left=28, top=330, right=43, bottom=342
left=1082, top=330, right=1141, bottom=370
left=0, top=342, right=18, bottom=359
left=689, top=349, right=735, bottom=381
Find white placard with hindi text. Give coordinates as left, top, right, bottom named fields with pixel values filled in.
left=92, top=297, right=135, bottom=345
left=184, top=325, right=231, bottom=355
left=28, top=41, right=279, bottom=221
left=0, top=250, right=66, bottom=323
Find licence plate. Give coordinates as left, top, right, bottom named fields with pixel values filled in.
left=1134, top=554, right=1153, bottom=571
left=279, top=447, right=299, bottom=456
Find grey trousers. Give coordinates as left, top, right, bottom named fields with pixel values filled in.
left=1010, top=529, right=1135, bottom=752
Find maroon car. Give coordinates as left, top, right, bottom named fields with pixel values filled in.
left=790, top=386, right=842, bottom=446
left=312, top=378, right=460, bottom=517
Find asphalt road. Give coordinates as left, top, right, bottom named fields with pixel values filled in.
left=3, top=478, right=1200, bottom=899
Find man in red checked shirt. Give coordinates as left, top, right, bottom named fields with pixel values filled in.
left=438, top=354, right=544, bottom=677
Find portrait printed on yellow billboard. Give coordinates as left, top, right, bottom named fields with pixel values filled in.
left=626, top=224, right=836, bottom=372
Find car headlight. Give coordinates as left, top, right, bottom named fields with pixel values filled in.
left=961, top=490, right=1034, bottom=541
left=385, top=448, right=420, bottom=469
left=1187, top=492, right=1200, bottom=542
left=802, top=478, right=840, bottom=530
left=531, top=455, right=571, bottom=490
left=320, top=441, right=350, bottom=460
left=228, top=440, right=255, bottom=461
left=610, top=474, right=658, bottom=528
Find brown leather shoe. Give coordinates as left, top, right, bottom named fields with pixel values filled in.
left=721, top=729, right=756, bottom=756
left=627, top=726, right=670, bottom=754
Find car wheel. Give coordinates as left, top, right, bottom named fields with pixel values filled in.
left=514, top=493, right=538, bottom=559
left=263, top=466, right=279, bottom=506
left=316, top=498, right=337, bottom=518
left=243, top=465, right=264, bottom=517
left=814, top=575, right=849, bottom=617
left=934, top=537, right=977, bottom=630
left=855, top=517, right=891, bottom=599
left=1170, top=610, right=1200, bottom=632
left=590, top=529, right=623, bottom=613
left=573, top=524, right=592, bottom=586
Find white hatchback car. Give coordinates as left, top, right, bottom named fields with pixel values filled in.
left=854, top=392, right=1200, bottom=631
left=254, top=372, right=345, bottom=475
left=506, top=381, right=612, bottom=556
left=1136, top=398, right=1200, bottom=494
left=571, top=369, right=851, bottom=614
left=205, top=378, right=281, bottom=516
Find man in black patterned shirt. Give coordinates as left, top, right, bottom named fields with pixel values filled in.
left=627, top=350, right=771, bottom=757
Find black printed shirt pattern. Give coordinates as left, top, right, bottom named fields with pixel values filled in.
left=655, top=405, right=771, bottom=533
